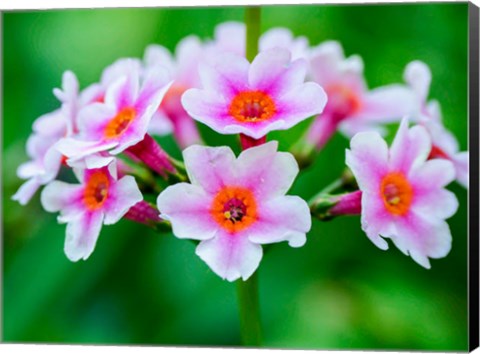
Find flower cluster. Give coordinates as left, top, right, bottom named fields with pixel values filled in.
left=14, top=21, right=468, bottom=281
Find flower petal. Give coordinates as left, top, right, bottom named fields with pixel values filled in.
left=424, top=99, right=442, bottom=122
left=171, top=112, right=203, bottom=148
left=424, top=119, right=459, bottom=154
left=37, top=146, right=62, bottom=183
left=181, top=88, right=231, bottom=133
left=310, top=41, right=365, bottom=92
left=212, top=21, right=245, bottom=56
left=144, top=44, right=175, bottom=73
left=175, top=35, right=204, bottom=86
left=452, top=151, right=469, bottom=188
left=103, top=175, right=143, bottom=225
left=195, top=231, right=262, bottom=282
left=17, top=161, right=42, bottom=179
left=83, top=153, right=116, bottom=170
left=104, top=71, right=139, bottom=110
left=339, top=118, right=388, bottom=138
left=412, top=188, right=459, bottom=221
left=101, top=58, right=141, bottom=88
left=41, top=180, right=84, bottom=221
left=310, top=41, right=345, bottom=84
left=12, top=178, right=42, bottom=205
left=360, top=191, right=392, bottom=251
left=157, top=183, right=218, bottom=241
left=273, top=82, right=327, bottom=130
left=259, top=27, right=309, bottom=60
left=32, top=110, right=67, bottom=138
left=26, top=132, right=57, bottom=160
left=404, top=60, right=431, bottom=103
left=248, top=48, right=306, bottom=97
left=389, top=119, right=431, bottom=174
left=55, top=137, right=118, bottom=162
left=391, top=213, right=452, bottom=269
left=354, top=85, right=416, bottom=123
left=53, top=70, right=79, bottom=104
left=134, top=67, right=172, bottom=117
left=182, top=144, right=236, bottom=193
left=236, top=141, right=299, bottom=199
left=64, top=211, right=104, bottom=262
left=80, top=83, right=104, bottom=106
left=410, top=158, right=456, bottom=190
left=260, top=27, right=294, bottom=50
left=148, top=111, right=174, bottom=136
left=247, top=195, right=310, bottom=247
left=409, top=159, right=458, bottom=220
left=346, top=131, right=389, bottom=192
left=77, top=103, right=117, bottom=141
left=198, top=52, right=249, bottom=100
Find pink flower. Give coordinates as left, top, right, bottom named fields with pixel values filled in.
left=259, top=27, right=309, bottom=61
left=144, top=37, right=204, bottom=148
left=306, top=41, right=415, bottom=149
left=404, top=60, right=468, bottom=188
left=56, top=64, right=172, bottom=169
left=206, top=21, right=245, bottom=57
left=41, top=162, right=142, bottom=261
left=13, top=61, right=143, bottom=202
left=346, top=119, right=458, bottom=268
left=157, top=142, right=311, bottom=281
left=80, top=58, right=143, bottom=107
left=12, top=130, right=63, bottom=205
left=181, top=48, right=327, bottom=140
left=12, top=71, right=80, bottom=205
left=206, top=22, right=309, bottom=61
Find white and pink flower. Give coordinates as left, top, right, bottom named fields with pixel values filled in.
left=206, top=21, right=245, bottom=57
left=206, top=22, right=309, bottom=61
left=12, top=129, right=64, bottom=205
left=144, top=37, right=204, bottom=148
left=404, top=60, right=468, bottom=188
left=41, top=162, right=143, bottom=261
left=346, top=119, right=458, bottom=268
left=56, top=63, right=172, bottom=169
left=12, top=71, right=80, bottom=205
left=157, top=141, right=311, bottom=281
left=181, top=48, right=327, bottom=141
left=79, top=58, right=143, bottom=107
left=305, top=41, right=415, bottom=150
left=259, top=27, right=309, bottom=61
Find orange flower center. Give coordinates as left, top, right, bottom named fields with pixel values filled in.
left=83, top=171, right=110, bottom=211
left=104, top=107, right=136, bottom=139
left=326, top=84, right=362, bottom=121
left=210, top=186, right=257, bottom=233
left=229, top=91, right=276, bottom=123
left=380, top=172, right=413, bottom=216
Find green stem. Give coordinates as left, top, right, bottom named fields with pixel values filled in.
left=245, top=6, right=261, bottom=62
left=309, top=178, right=343, bottom=204
left=309, top=168, right=357, bottom=203
left=233, top=6, right=263, bottom=348
left=237, top=272, right=262, bottom=346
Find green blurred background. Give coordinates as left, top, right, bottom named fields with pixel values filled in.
left=2, top=3, right=469, bottom=351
